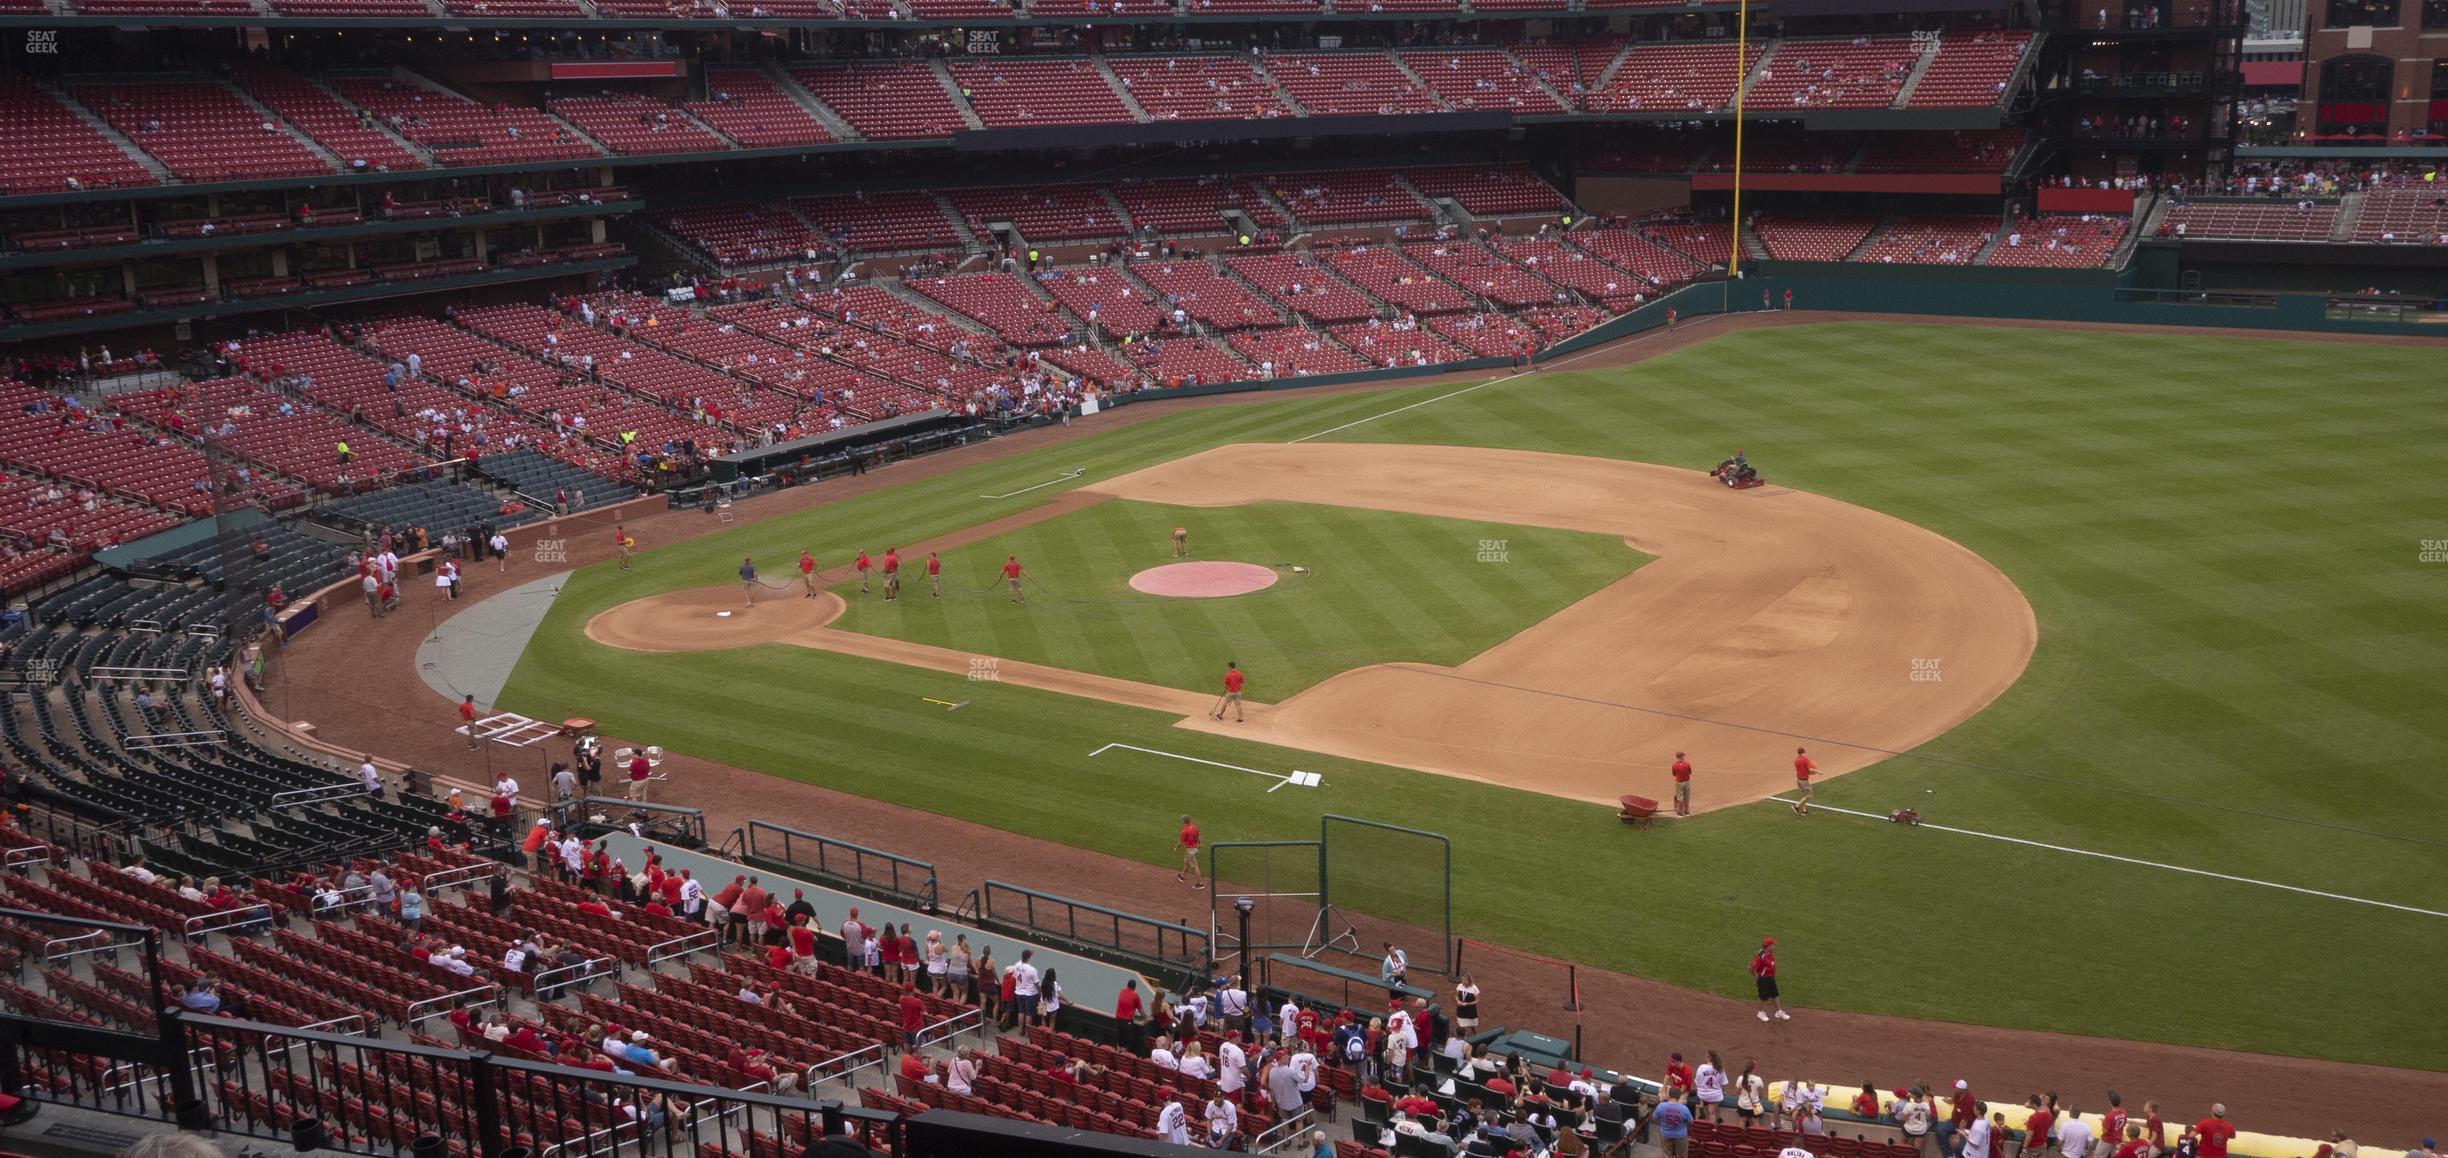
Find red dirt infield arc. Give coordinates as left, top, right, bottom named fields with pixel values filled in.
left=1126, top=560, right=1282, bottom=597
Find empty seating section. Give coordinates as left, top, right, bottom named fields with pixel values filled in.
left=1704, top=131, right=1862, bottom=174
left=70, top=0, right=254, bottom=15
left=791, top=192, right=963, bottom=255
left=2352, top=187, right=2448, bottom=243
left=0, top=384, right=297, bottom=514
left=1329, top=320, right=1472, bottom=367
left=1130, top=260, right=1284, bottom=331
left=330, top=78, right=599, bottom=167
left=1748, top=37, right=1920, bottom=109
left=946, top=59, right=1136, bottom=129
left=1489, top=236, right=1653, bottom=309
left=67, top=81, right=330, bottom=183
left=1180, top=0, right=1317, bottom=14
left=1122, top=335, right=1249, bottom=386
left=1109, top=57, right=1294, bottom=121
left=1908, top=31, right=2030, bottom=107
left=789, top=63, right=967, bottom=140
left=1589, top=42, right=1764, bottom=112
left=231, top=68, right=423, bottom=173
left=2161, top=200, right=2338, bottom=241
left=1511, top=39, right=1622, bottom=107
left=1396, top=50, right=1566, bottom=114
left=243, top=328, right=512, bottom=458
left=1261, top=170, right=1429, bottom=226
left=1262, top=53, right=1442, bottom=116
left=453, top=304, right=749, bottom=455
left=263, top=0, right=431, bottom=14
left=1428, top=312, right=1546, bottom=358
left=1224, top=253, right=1381, bottom=323
left=438, top=0, right=584, bottom=15
left=909, top=275, right=1074, bottom=346
left=1402, top=242, right=1554, bottom=308
left=1029, top=0, right=1169, bottom=15
left=1752, top=214, right=1880, bottom=261
left=1854, top=216, right=1994, bottom=264
left=713, top=302, right=960, bottom=418
left=905, top=0, right=1009, bottom=15
left=950, top=186, right=1126, bottom=243
left=547, top=95, right=727, bottom=156
left=685, top=68, right=835, bottom=148
left=1564, top=227, right=1710, bottom=292
left=1324, top=245, right=1472, bottom=315
left=1516, top=305, right=1604, bottom=340
left=1856, top=129, right=2025, bottom=172
left=1339, top=0, right=1456, bottom=13
left=652, top=205, right=821, bottom=268
left=0, top=479, right=179, bottom=587
left=1041, top=270, right=1165, bottom=337
left=1111, top=177, right=1283, bottom=236
left=1648, top=221, right=1736, bottom=266
left=1227, top=326, right=1370, bottom=375
left=1405, top=164, right=1572, bottom=216
left=1986, top=215, right=2127, bottom=267
left=107, top=378, right=429, bottom=492
left=1038, top=345, right=1140, bottom=389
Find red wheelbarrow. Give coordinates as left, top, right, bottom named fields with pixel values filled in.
left=1618, top=795, right=1660, bottom=829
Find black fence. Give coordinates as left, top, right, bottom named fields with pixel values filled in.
left=746, top=820, right=937, bottom=913
left=979, top=880, right=1208, bottom=983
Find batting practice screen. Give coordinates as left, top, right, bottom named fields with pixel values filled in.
left=1320, top=814, right=1453, bottom=976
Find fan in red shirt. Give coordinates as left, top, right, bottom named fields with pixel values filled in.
left=788, top=918, right=818, bottom=972
left=1671, top=751, right=1694, bottom=816
left=1791, top=747, right=1818, bottom=815
left=900, top=988, right=928, bottom=1049
left=1750, top=937, right=1789, bottom=1022
left=1663, top=1052, right=1694, bottom=1097
left=2191, top=1107, right=2237, bottom=1158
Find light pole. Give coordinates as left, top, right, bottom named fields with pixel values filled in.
left=1234, top=895, right=1254, bottom=982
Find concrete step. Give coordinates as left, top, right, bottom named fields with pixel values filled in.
left=759, top=60, right=862, bottom=142
left=930, top=59, right=988, bottom=131
left=46, top=81, right=176, bottom=183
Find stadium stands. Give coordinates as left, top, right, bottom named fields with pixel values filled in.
left=1986, top=215, right=2129, bottom=267
left=1329, top=318, right=1474, bottom=367
left=1404, top=165, right=1574, bottom=217
left=547, top=94, right=729, bottom=156
left=950, top=186, right=1128, bottom=243
left=2351, top=186, right=2448, bottom=244
left=1854, top=216, right=1995, bottom=264
left=1908, top=31, right=2032, bottom=108
left=1396, top=49, right=1569, bottom=114
left=1130, top=259, right=1286, bottom=331
left=1401, top=241, right=1558, bottom=308
left=908, top=274, right=1077, bottom=347
left=685, top=68, right=837, bottom=149
left=1110, top=177, right=1281, bottom=237
left=1040, top=270, right=1167, bottom=337
left=1225, top=325, right=1371, bottom=375
left=1108, top=56, right=1296, bottom=122
left=2161, top=199, right=2340, bottom=241
left=792, top=192, right=967, bottom=256
left=230, top=67, right=424, bottom=173
left=651, top=205, right=825, bottom=269
left=1746, top=37, right=1919, bottom=109
left=329, top=77, right=601, bottom=167
left=66, top=80, right=332, bottom=184
left=1223, top=252, right=1384, bottom=323
left=1489, top=235, right=1655, bottom=310
left=944, top=59, right=1137, bottom=129
left=1324, top=244, right=1473, bottom=315
left=1587, top=41, right=1764, bottom=113
left=1260, top=52, right=1443, bottom=116
left=1855, top=129, right=2027, bottom=173
left=1752, top=214, right=1883, bottom=261
left=787, top=63, right=968, bottom=140
left=1259, top=170, right=1431, bottom=227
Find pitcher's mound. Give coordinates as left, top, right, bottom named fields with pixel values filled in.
left=587, top=587, right=845, bottom=652
left=1129, top=561, right=1280, bottom=598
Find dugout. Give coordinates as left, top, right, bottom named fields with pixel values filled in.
left=706, top=411, right=988, bottom=489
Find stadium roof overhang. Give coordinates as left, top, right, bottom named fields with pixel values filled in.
left=0, top=200, right=639, bottom=272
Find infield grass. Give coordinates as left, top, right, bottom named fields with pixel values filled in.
left=501, top=322, right=2448, bottom=1070
left=822, top=499, right=1647, bottom=696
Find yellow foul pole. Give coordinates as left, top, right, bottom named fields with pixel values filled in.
left=1726, top=0, right=1750, bottom=305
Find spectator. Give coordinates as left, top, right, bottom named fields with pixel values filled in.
left=900, top=984, right=927, bottom=1050
left=398, top=880, right=424, bottom=932
left=1655, top=1092, right=1693, bottom=1157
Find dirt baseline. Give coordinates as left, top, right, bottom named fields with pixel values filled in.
left=589, top=443, right=2036, bottom=811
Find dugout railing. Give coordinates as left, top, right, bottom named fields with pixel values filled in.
left=979, top=880, right=1209, bottom=985
left=746, top=819, right=939, bottom=914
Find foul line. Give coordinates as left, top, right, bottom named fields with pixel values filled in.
left=1288, top=312, right=1725, bottom=445
left=1767, top=798, right=2448, bottom=919
left=1090, top=742, right=1321, bottom=792
left=980, top=468, right=1086, bottom=500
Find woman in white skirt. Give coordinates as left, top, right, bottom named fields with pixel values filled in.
left=1695, top=1050, right=1727, bottom=1123
left=1037, top=969, right=1063, bottom=1031
left=1453, top=973, right=1481, bottom=1034
left=924, top=932, right=948, bottom=997
left=435, top=558, right=460, bottom=601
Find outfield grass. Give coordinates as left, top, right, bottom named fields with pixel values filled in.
left=501, top=323, right=2448, bottom=1069
left=823, top=499, right=1647, bottom=696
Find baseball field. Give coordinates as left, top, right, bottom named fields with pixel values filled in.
left=497, top=320, right=2448, bottom=1071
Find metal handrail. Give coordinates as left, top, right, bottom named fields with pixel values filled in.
left=267, top=781, right=367, bottom=809
left=122, top=730, right=228, bottom=751
left=42, top=927, right=116, bottom=961
left=645, top=928, right=720, bottom=966
left=535, top=1117, right=641, bottom=1158
left=912, top=1008, right=983, bottom=1051
left=298, top=1014, right=369, bottom=1036
left=1253, top=1106, right=1318, bottom=1153
left=405, top=982, right=503, bottom=1025
left=181, top=904, right=274, bottom=940
left=530, top=954, right=617, bottom=995
left=419, top=858, right=507, bottom=897
left=804, top=1042, right=886, bottom=1089
left=3, top=843, right=51, bottom=869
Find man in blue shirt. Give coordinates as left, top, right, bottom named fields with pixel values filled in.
left=1655, top=1094, right=1694, bottom=1158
